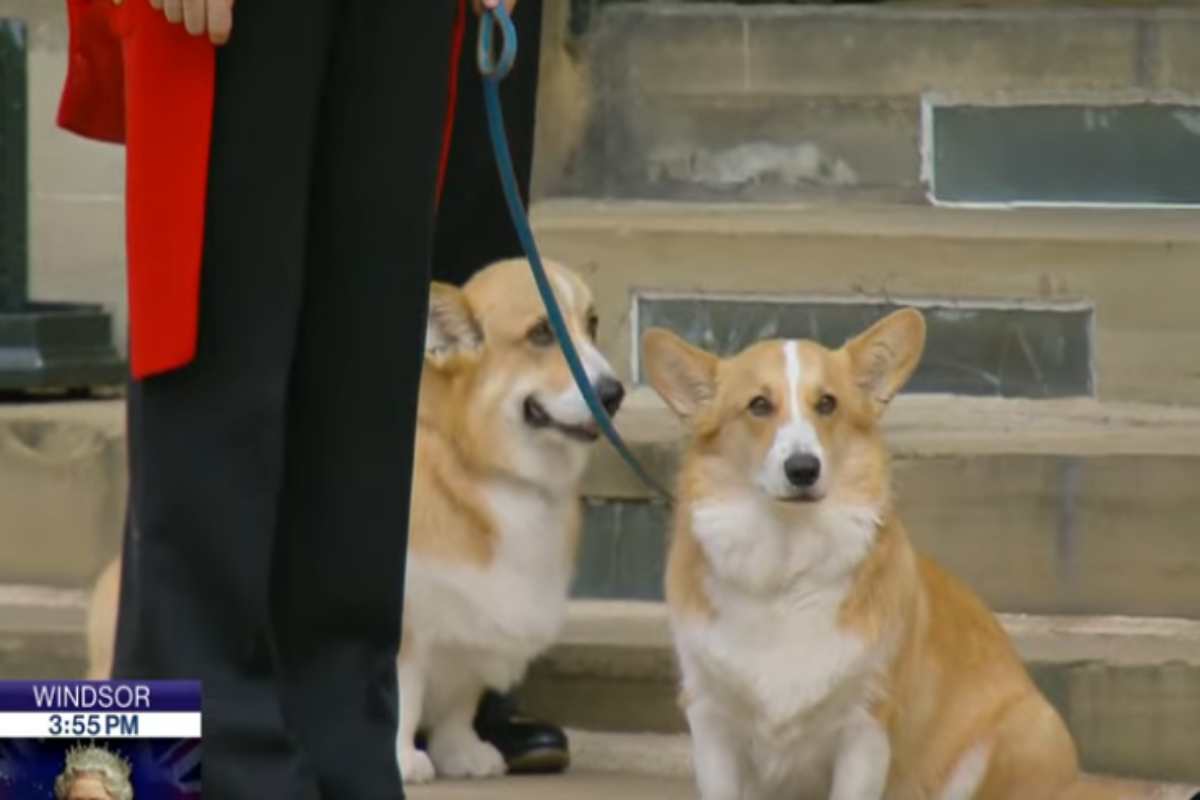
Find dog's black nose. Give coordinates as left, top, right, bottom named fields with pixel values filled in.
left=784, top=453, right=821, bottom=488
left=596, top=377, right=626, bottom=416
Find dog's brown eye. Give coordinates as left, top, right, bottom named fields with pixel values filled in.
left=587, top=312, right=599, bottom=340
left=527, top=318, right=555, bottom=347
left=748, top=395, right=774, bottom=417
left=815, top=393, right=838, bottom=416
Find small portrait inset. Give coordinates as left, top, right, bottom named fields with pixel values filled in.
left=53, top=745, right=133, bottom=800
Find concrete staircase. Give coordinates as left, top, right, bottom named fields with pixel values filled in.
left=525, top=0, right=1200, bottom=790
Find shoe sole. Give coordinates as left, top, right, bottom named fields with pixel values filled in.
left=506, top=748, right=571, bottom=776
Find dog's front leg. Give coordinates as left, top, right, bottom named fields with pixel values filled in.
left=396, top=641, right=436, bottom=784
left=426, top=676, right=506, bottom=780
left=687, top=701, right=748, bottom=800
left=829, top=709, right=890, bottom=800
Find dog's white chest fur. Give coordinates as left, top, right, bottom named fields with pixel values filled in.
left=674, top=497, right=885, bottom=797
left=405, top=480, right=575, bottom=690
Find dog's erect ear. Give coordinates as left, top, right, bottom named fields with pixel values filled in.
left=426, top=282, right=483, bottom=367
left=845, top=308, right=926, bottom=414
left=642, top=328, right=719, bottom=419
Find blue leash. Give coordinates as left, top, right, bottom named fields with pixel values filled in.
left=478, top=6, right=673, bottom=502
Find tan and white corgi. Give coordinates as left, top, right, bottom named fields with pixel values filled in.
left=642, top=310, right=1111, bottom=800
left=85, top=259, right=623, bottom=785
left=397, top=258, right=623, bottom=783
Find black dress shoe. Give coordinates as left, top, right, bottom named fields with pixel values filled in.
left=473, top=690, right=569, bottom=775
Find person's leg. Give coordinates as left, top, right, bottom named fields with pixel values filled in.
left=433, top=0, right=543, bottom=285
left=113, top=3, right=336, bottom=798
left=268, top=1, right=455, bottom=798
left=429, top=0, right=570, bottom=776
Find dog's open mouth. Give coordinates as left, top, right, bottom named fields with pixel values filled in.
left=523, top=397, right=601, bottom=443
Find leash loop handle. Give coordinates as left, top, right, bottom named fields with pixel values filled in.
left=478, top=4, right=517, bottom=80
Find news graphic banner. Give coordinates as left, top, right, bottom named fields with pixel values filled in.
left=0, top=680, right=201, bottom=798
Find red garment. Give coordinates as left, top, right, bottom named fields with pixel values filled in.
left=57, top=0, right=465, bottom=378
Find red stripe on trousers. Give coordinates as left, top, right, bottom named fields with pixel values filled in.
left=436, top=0, right=468, bottom=207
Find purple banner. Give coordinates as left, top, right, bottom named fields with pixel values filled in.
left=0, top=681, right=201, bottom=712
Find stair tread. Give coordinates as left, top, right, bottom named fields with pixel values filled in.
left=407, top=769, right=694, bottom=800
left=0, top=585, right=88, bottom=635
left=0, top=399, right=123, bottom=435
left=12, top=384, right=1200, bottom=459
left=561, top=729, right=1198, bottom=799
left=556, top=600, right=1200, bottom=667
left=534, top=200, right=1200, bottom=244
left=599, top=3, right=1200, bottom=22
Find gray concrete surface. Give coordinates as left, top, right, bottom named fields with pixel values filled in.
left=0, top=400, right=126, bottom=586
left=408, top=771, right=694, bottom=800
left=406, top=768, right=1197, bottom=800
left=553, top=4, right=1200, bottom=200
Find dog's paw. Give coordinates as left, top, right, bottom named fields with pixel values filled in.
left=429, top=736, right=506, bottom=780
left=398, top=746, right=436, bottom=784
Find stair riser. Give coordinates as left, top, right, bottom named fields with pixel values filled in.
left=565, top=94, right=924, bottom=201
left=589, top=8, right=1193, bottom=100
left=0, top=419, right=125, bottom=586
left=633, top=294, right=1094, bottom=397
left=577, top=454, right=1200, bottom=618
left=542, top=6, right=1200, bottom=201
left=0, top=631, right=83, bottom=681
left=534, top=217, right=1200, bottom=406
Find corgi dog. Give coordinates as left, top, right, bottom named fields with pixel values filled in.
left=396, top=258, right=623, bottom=783
left=84, top=259, right=623, bottom=786
left=642, top=309, right=1107, bottom=800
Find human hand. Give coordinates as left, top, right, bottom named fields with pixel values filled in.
left=149, top=0, right=236, bottom=46
left=473, top=0, right=517, bottom=15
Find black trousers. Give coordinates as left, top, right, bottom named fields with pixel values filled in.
left=113, top=2, right=455, bottom=799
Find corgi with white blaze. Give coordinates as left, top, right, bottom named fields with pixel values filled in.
left=642, top=310, right=1116, bottom=800
left=397, top=258, right=624, bottom=784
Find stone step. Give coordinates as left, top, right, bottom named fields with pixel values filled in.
left=408, top=770, right=694, bottom=800
left=560, top=730, right=1199, bottom=800
left=540, top=2, right=1200, bottom=201
left=518, top=601, right=1200, bottom=786
left=531, top=201, right=1200, bottom=406
left=0, top=584, right=89, bottom=679
left=412, top=731, right=1198, bottom=800
left=3, top=380, right=1200, bottom=619
left=576, top=388, right=1200, bottom=617
left=2, top=587, right=1196, bottom=796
